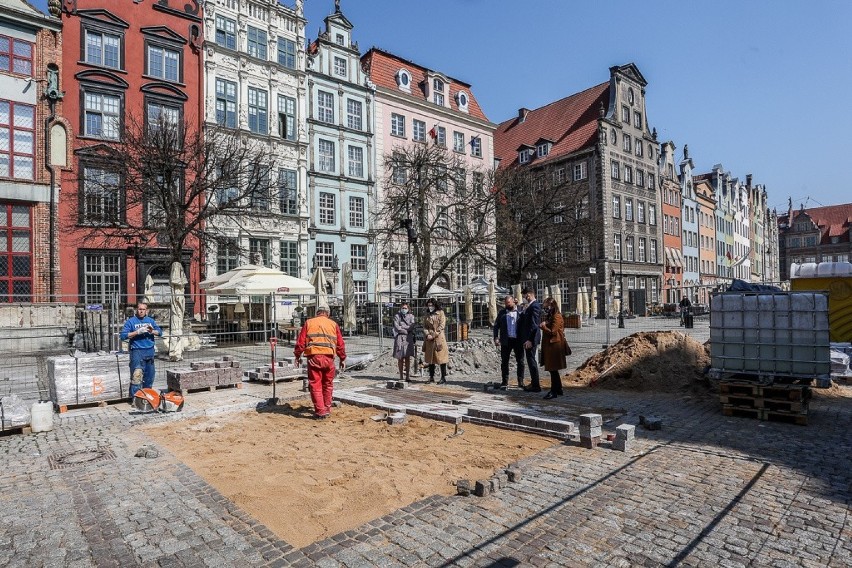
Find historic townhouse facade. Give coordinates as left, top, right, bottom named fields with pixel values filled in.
left=778, top=202, right=852, bottom=280
left=660, top=141, right=683, bottom=303
left=364, top=47, right=496, bottom=295
left=0, top=0, right=63, bottom=302
left=203, top=0, right=309, bottom=283
left=495, top=64, right=663, bottom=314
left=695, top=177, right=717, bottom=303
left=306, top=4, right=374, bottom=301
left=679, top=147, right=699, bottom=302
left=59, top=0, right=203, bottom=308
left=733, top=179, right=751, bottom=282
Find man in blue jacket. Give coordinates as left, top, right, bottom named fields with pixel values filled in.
left=120, top=302, right=162, bottom=398
left=517, top=287, right=542, bottom=392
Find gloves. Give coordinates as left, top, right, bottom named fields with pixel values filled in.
left=339, top=360, right=346, bottom=371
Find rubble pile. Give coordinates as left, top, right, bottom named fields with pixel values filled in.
left=566, top=331, right=711, bottom=394
left=366, top=337, right=502, bottom=378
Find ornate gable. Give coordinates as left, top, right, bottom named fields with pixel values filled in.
left=140, top=26, right=187, bottom=45
left=76, top=9, right=129, bottom=29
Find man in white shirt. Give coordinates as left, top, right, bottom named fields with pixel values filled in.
left=493, top=295, right=525, bottom=389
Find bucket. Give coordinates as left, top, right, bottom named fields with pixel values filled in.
left=30, top=401, right=54, bottom=433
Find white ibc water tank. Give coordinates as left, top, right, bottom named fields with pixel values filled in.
left=815, top=261, right=852, bottom=277
left=30, top=401, right=54, bottom=433
left=797, top=263, right=818, bottom=277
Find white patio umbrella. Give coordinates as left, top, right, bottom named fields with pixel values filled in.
left=464, top=285, right=474, bottom=323
left=579, top=286, right=589, bottom=318
left=487, top=279, right=498, bottom=326
left=550, top=284, right=561, bottom=313
left=309, top=266, right=329, bottom=309
left=202, top=266, right=314, bottom=296
left=341, top=262, right=356, bottom=333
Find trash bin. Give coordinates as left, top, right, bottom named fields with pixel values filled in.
left=683, top=312, right=694, bottom=329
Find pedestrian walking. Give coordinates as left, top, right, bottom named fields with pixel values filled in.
left=392, top=302, right=416, bottom=382
left=539, top=297, right=569, bottom=399
left=120, top=302, right=162, bottom=399
left=517, top=287, right=542, bottom=392
left=294, top=302, right=346, bottom=419
left=422, top=298, right=448, bottom=384
left=493, top=295, right=524, bottom=389
left=679, top=296, right=692, bottom=326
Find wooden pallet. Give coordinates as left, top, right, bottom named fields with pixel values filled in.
left=719, top=382, right=811, bottom=401
left=57, top=399, right=126, bottom=414
left=180, top=382, right=243, bottom=396
left=718, top=394, right=808, bottom=412
left=245, top=373, right=305, bottom=384
left=0, top=425, right=32, bottom=436
left=721, top=404, right=808, bottom=425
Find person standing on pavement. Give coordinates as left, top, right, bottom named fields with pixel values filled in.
left=539, top=297, right=568, bottom=399
left=493, top=295, right=524, bottom=390
left=517, top=287, right=542, bottom=392
left=392, top=302, right=416, bottom=382
left=294, top=302, right=346, bottom=419
left=120, top=302, right=162, bottom=399
left=679, top=295, right=692, bottom=326
left=422, top=298, right=449, bottom=384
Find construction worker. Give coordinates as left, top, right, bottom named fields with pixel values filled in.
left=294, top=303, right=346, bottom=419
left=120, top=302, right=162, bottom=399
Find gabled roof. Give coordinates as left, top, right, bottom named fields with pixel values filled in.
left=494, top=82, right=609, bottom=170
left=362, top=47, right=489, bottom=122
left=781, top=203, right=852, bottom=244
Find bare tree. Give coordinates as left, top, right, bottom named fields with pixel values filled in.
left=375, top=143, right=497, bottom=298
left=66, top=114, right=283, bottom=266
left=495, top=164, right=601, bottom=284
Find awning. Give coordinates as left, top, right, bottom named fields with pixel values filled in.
left=665, top=248, right=675, bottom=268
left=673, top=248, right=684, bottom=268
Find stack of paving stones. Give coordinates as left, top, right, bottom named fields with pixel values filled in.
left=244, top=358, right=305, bottom=383
left=386, top=381, right=408, bottom=390
left=579, top=413, right=603, bottom=449
left=466, top=408, right=574, bottom=438
left=166, top=357, right=242, bottom=393
left=457, top=466, right=524, bottom=497
left=613, top=424, right=635, bottom=452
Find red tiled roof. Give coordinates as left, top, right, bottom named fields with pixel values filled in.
left=787, top=203, right=852, bottom=244
left=494, top=82, right=609, bottom=170
left=362, top=48, right=489, bottom=122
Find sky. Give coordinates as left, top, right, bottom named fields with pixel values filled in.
left=33, top=0, right=852, bottom=210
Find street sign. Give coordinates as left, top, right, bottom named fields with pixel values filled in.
left=589, top=267, right=597, bottom=274
left=85, top=304, right=103, bottom=311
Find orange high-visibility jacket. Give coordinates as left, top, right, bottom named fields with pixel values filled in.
left=294, top=315, right=346, bottom=359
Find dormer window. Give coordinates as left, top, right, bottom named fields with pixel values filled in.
left=433, top=78, right=445, bottom=106
left=395, top=68, right=411, bottom=92
left=456, top=91, right=469, bottom=112
left=517, top=145, right=534, bottom=164
left=535, top=139, right=553, bottom=158
left=335, top=33, right=345, bottom=46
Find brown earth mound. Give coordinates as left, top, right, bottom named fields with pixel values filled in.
left=566, top=331, right=711, bottom=394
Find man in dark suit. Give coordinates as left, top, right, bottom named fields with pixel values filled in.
left=517, top=287, right=542, bottom=392
left=493, top=295, right=524, bottom=389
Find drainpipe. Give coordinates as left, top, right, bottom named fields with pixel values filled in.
left=45, top=95, right=57, bottom=302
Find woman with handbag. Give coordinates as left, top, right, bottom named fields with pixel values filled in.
left=422, top=298, right=449, bottom=384
left=539, top=297, right=569, bottom=399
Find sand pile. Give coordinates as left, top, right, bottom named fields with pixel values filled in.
left=566, top=331, right=711, bottom=393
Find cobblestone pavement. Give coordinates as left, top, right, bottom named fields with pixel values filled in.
left=0, top=376, right=849, bottom=567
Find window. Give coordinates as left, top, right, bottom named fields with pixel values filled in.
left=0, top=35, right=33, bottom=76
left=335, top=33, right=345, bottom=46
left=626, top=237, right=634, bottom=261
left=433, top=78, right=445, bottom=105
left=392, top=254, right=407, bottom=286
left=215, top=79, right=237, bottom=128
left=318, top=139, right=335, bottom=172
left=277, top=37, right=296, bottom=69
left=81, top=165, right=121, bottom=224
left=350, top=244, right=367, bottom=271
left=353, top=280, right=367, bottom=303
left=455, top=257, right=469, bottom=288
left=650, top=239, right=658, bottom=263
left=316, top=241, right=334, bottom=269
left=318, top=192, right=335, bottom=225
left=622, top=105, right=630, bottom=123
left=648, top=173, right=655, bottom=189
left=85, top=29, right=121, bottom=68
left=391, top=113, right=405, bottom=137
left=611, top=160, right=620, bottom=180
left=81, top=252, right=121, bottom=304
left=637, top=201, right=645, bottom=223
left=435, top=165, right=448, bottom=193
left=413, top=119, right=426, bottom=142
left=636, top=169, right=644, bottom=187
left=278, top=95, right=296, bottom=140
left=664, top=215, right=670, bottom=234
left=576, top=236, right=589, bottom=260
left=247, top=26, right=267, bottom=59
left=624, top=166, right=633, bottom=184
left=470, top=136, right=482, bottom=157
left=553, top=168, right=565, bottom=185
left=453, top=168, right=466, bottom=194
left=0, top=203, right=32, bottom=301
left=638, top=238, right=646, bottom=262
left=249, top=238, right=271, bottom=267
left=216, top=238, right=239, bottom=275
left=633, top=111, right=642, bottom=129
left=279, top=168, right=297, bottom=215
left=392, top=152, right=407, bottom=184
left=147, top=44, right=180, bottom=81
left=248, top=164, right=269, bottom=210
left=145, top=171, right=181, bottom=227
left=622, top=134, right=631, bottom=153
left=625, top=198, right=633, bottom=221
left=348, top=145, right=363, bottom=177
left=279, top=241, right=298, bottom=277
left=472, top=172, right=484, bottom=194
left=346, top=99, right=362, bottom=130
left=436, top=206, right=449, bottom=237
left=82, top=90, right=120, bottom=141
left=453, top=131, right=465, bottom=153
left=349, top=196, right=364, bottom=228
left=574, top=161, right=588, bottom=181
left=0, top=101, right=32, bottom=180
left=436, top=126, right=446, bottom=147
left=537, top=143, right=549, bottom=158
left=333, top=56, right=346, bottom=77
left=247, top=87, right=268, bottom=134
left=317, top=91, right=334, bottom=124
left=614, top=233, right=622, bottom=261
left=805, top=235, right=817, bottom=246
left=612, top=195, right=621, bottom=218
left=635, top=140, right=643, bottom=157
left=519, top=150, right=530, bottom=164
left=215, top=15, right=236, bottom=49
left=576, top=195, right=589, bottom=219
left=610, top=128, right=617, bottom=145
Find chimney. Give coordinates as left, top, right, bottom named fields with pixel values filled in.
left=518, top=108, right=530, bottom=123
left=746, top=174, right=753, bottom=189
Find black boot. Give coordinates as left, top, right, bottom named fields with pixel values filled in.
left=437, top=364, right=447, bottom=384
left=427, top=364, right=436, bottom=383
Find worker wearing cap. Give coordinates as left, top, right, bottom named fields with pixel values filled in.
left=294, top=303, right=346, bottom=419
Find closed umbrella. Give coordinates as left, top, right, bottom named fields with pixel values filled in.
left=580, top=286, right=589, bottom=318
left=590, top=286, right=598, bottom=319
left=341, top=262, right=356, bottom=334
left=550, top=284, right=561, bottom=313
left=464, top=285, right=473, bottom=323
left=487, top=279, right=498, bottom=326
left=513, top=283, right=522, bottom=304
left=309, top=266, right=329, bottom=310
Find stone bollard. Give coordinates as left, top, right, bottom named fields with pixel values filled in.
left=579, top=413, right=603, bottom=449
left=386, top=412, right=406, bottom=425
left=456, top=480, right=472, bottom=496
left=613, top=424, right=635, bottom=452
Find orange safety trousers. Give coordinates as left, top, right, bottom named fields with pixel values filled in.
left=307, top=354, right=336, bottom=416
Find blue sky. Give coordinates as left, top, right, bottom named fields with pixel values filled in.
left=35, top=0, right=852, bottom=209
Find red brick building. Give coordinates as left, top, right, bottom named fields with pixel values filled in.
left=58, top=0, right=203, bottom=309
left=659, top=141, right=683, bottom=303
left=0, top=1, right=64, bottom=302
